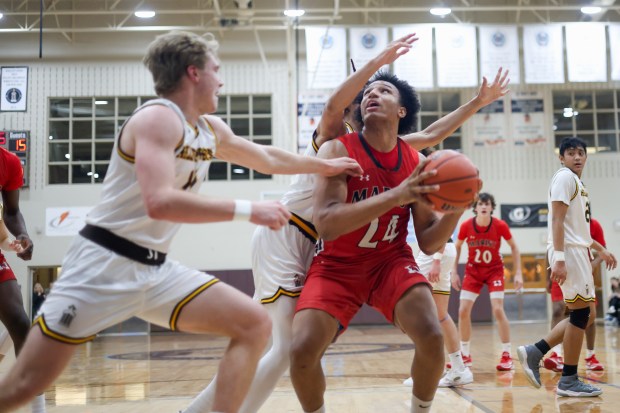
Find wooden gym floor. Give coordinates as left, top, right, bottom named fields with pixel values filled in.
left=2, top=322, right=619, bottom=412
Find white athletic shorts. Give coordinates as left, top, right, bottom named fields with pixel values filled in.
left=35, top=235, right=219, bottom=344
left=416, top=243, right=457, bottom=295
left=548, top=245, right=594, bottom=304
left=251, top=222, right=315, bottom=304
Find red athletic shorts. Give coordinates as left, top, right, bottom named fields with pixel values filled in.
left=461, top=263, right=505, bottom=295
left=0, top=254, right=17, bottom=283
left=551, top=281, right=564, bottom=302
left=296, top=250, right=430, bottom=331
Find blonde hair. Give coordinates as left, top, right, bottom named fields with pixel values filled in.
left=143, top=31, right=219, bottom=96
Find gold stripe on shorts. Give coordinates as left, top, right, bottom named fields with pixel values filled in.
left=289, top=212, right=318, bottom=243
left=432, top=289, right=451, bottom=296
left=34, top=315, right=97, bottom=345
left=564, top=294, right=595, bottom=304
left=169, top=278, right=220, bottom=331
left=260, top=287, right=301, bottom=304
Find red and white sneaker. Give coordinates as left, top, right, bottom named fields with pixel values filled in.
left=585, top=354, right=604, bottom=371
left=496, top=351, right=514, bottom=371
left=543, top=352, right=564, bottom=372
left=446, top=353, right=472, bottom=369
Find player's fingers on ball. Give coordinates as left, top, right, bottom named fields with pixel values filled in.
left=416, top=184, right=439, bottom=193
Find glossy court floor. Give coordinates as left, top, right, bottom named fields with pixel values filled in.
left=2, top=323, right=619, bottom=413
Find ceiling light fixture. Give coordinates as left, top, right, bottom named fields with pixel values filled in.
left=135, top=10, right=156, bottom=19
left=430, top=7, right=451, bottom=17
left=95, top=100, right=108, bottom=105
left=581, top=6, right=602, bottom=14
left=284, top=9, right=305, bottom=17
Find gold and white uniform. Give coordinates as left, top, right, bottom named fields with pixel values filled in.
left=252, top=125, right=354, bottom=304
left=547, top=167, right=594, bottom=303
left=36, top=99, right=220, bottom=343
left=416, top=242, right=457, bottom=294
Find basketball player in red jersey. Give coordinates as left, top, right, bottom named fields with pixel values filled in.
left=544, top=217, right=608, bottom=372
left=290, top=72, right=466, bottom=413
left=452, top=192, right=523, bottom=371
left=0, top=147, right=46, bottom=413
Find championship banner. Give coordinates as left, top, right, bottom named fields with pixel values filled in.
left=435, top=24, right=478, bottom=87
left=471, top=99, right=507, bottom=147
left=393, top=25, right=434, bottom=89
left=305, top=27, right=347, bottom=89
left=565, top=23, right=607, bottom=82
left=479, top=25, right=520, bottom=84
left=511, top=91, right=545, bottom=147
left=297, top=93, right=328, bottom=152
left=0, top=67, right=28, bottom=112
left=609, top=24, right=620, bottom=81
left=501, top=204, right=548, bottom=228
left=45, top=207, right=93, bottom=237
left=349, top=27, right=389, bottom=74
left=523, top=24, right=564, bottom=84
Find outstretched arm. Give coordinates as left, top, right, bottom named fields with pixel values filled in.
left=403, top=67, right=510, bottom=150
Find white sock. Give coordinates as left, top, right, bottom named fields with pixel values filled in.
left=307, top=406, right=326, bottom=413
left=411, top=395, right=432, bottom=413
left=31, top=394, right=46, bottom=413
left=460, top=341, right=470, bottom=357
left=552, top=344, right=562, bottom=356
left=501, top=342, right=511, bottom=354
left=448, top=351, right=465, bottom=371
left=586, top=349, right=595, bottom=358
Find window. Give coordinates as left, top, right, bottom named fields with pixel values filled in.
left=416, top=92, right=462, bottom=151
left=552, top=90, right=619, bottom=153
left=210, top=95, right=273, bottom=180
left=48, top=95, right=273, bottom=184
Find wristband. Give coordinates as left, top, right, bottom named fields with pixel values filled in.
left=433, top=252, right=443, bottom=260
left=554, top=251, right=565, bottom=262
left=233, top=200, right=252, bottom=221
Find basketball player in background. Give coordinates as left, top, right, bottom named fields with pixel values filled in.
left=518, top=137, right=616, bottom=397
left=183, top=36, right=510, bottom=413
left=452, top=192, right=523, bottom=371
left=0, top=31, right=364, bottom=413
left=544, top=217, right=608, bottom=373
left=0, top=147, right=46, bottom=413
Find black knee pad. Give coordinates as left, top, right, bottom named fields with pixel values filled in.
left=569, top=306, right=590, bottom=330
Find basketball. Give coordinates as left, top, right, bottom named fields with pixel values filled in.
left=421, top=150, right=483, bottom=213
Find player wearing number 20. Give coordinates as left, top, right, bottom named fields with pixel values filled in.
left=452, top=192, right=523, bottom=372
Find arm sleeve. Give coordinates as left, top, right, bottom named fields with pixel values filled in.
left=549, top=170, right=576, bottom=206
left=499, top=219, right=513, bottom=241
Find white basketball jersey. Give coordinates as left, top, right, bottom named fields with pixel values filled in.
left=87, top=99, right=216, bottom=252
left=280, top=123, right=354, bottom=222
left=547, top=167, right=591, bottom=248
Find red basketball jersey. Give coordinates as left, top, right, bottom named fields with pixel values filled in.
left=0, top=147, right=24, bottom=192
left=458, top=217, right=512, bottom=267
left=317, top=132, right=419, bottom=261
left=590, top=218, right=606, bottom=248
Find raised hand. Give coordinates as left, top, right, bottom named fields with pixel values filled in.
left=321, top=157, right=364, bottom=177
left=377, top=33, right=419, bottom=66
left=475, top=67, right=510, bottom=107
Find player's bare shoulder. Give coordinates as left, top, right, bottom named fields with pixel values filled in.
left=122, top=104, right=184, bottom=155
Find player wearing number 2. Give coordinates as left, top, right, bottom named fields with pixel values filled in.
left=452, top=192, right=523, bottom=371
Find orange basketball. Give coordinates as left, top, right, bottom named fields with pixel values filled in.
left=421, top=150, right=483, bottom=213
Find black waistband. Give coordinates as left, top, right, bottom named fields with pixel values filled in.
left=79, top=224, right=166, bottom=266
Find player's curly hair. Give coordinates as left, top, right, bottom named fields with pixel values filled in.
left=359, top=71, right=420, bottom=135
left=473, top=192, right=496, bottom=215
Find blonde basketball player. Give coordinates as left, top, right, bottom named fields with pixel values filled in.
left=0, top=31, right=365, bottom=413
left=518, top=137, right=617, bottom=397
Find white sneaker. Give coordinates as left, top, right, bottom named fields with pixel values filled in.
left=0, top=328, right=12, bottom=356
left=438, top=367, right=474, bottom=387
left=403, top=376, right=413, bottom=386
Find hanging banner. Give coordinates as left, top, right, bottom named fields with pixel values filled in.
left=0, top=67, right=28, bottom=112
left=435, top=25, right=478, bottom=87
left=479, top=25, right=520, bottom=84
left=609, top=24, right=620, bottom=81
left=566, top=23, right=607, bottom=82
left=511, top=91, right=545, bottom=147
left=349, top=28, right=389, bottom=74
left=305, top=27, right=347, bottom=90
left=523, top=24, right=564, bottom=84
left=471, top=99, right=507, bottom=147
left=393, top=25, right=434, bottom=89
left=501, top=204, right=548, bottom=228
left=297, top=94, right=328, bottom=152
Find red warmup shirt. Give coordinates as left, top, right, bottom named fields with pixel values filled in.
left=590, top=218, right=606, bottom=247
left=0, top=147, right=24, bottom=192
left=317, top=132, right=419, bottom=261
left=458, top=216, right=513, bottom=267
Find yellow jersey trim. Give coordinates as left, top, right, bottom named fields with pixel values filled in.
left=169, top=278, right=220, bottom=331
left=289, top=212, right=318, bottom=243
left=260, top=287, right=302, bottom=304
left=344, top=121, right=354, bottom=133
left=564, top=294, right=595, bottom=304
left=34, top=315, right=96, bottom=345
left=570, top=178, right=579, bottom=201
